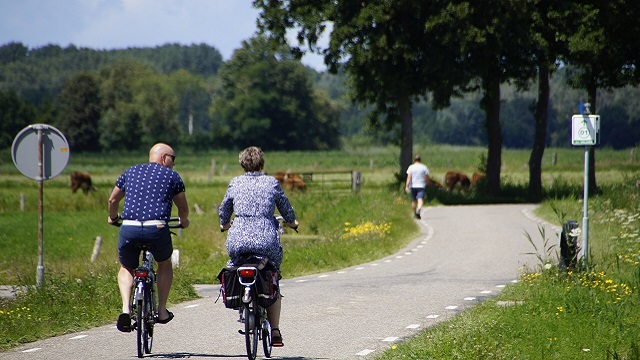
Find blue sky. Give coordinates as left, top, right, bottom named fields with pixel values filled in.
left=0, top=0, right=325, bottom=70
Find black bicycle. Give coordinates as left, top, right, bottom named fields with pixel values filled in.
left=127, top=217, right=183, bottom=358
left=220, top=216, right=296, bottom=360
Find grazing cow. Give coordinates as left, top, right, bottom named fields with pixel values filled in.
left=70, top=171, right=96, bottom=195
left=426, top=176, right=443, bottom=189
left=444, top=171, right=470, bottom=193
left=471, top=172, right=486, bottom=187
left=273, top=171, right=306, bottom=191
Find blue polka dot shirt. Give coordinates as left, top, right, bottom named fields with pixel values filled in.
left=115, top=162, right=186, bottom=221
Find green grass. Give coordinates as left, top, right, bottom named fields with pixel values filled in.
left=375, top=178, right=640, bottom=359
left=1, top=145, right=639, bottom=353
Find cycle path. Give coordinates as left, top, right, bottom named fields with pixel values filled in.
left=0, top=204, right=557, bottom=359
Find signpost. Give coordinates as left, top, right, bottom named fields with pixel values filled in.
left=571, top=104, right=599, bottom=268
left=11, top=124, right=70, bottom=287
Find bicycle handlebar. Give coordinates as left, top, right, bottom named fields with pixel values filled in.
left=220, top=216, right=298, bottom=233
left=167, top=217, right=183, bottom=229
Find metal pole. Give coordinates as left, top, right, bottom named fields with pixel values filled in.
left=582, top=146, right=590, bottom=269
left=37, top=129, right=45, bottom=287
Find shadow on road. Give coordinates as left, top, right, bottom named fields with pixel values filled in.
left=147, top=352, right=326, bottom=359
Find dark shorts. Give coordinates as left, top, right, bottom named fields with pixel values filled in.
left=410, top=188, right=425, bottom=201
left=118, top=224, right=173, bottom=269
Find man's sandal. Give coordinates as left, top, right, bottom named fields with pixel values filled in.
left=271, top=328, right=284, bottom=347
left=116, top=313, right=132, bottom=332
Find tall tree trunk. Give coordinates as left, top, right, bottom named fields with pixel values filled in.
left=399, top=94, right=413, bottom=183
left=587, top=85, right=598, bottom=196
left=529, top=65, right=549, bottom=197
left=483, top=75, right=503, bottom=196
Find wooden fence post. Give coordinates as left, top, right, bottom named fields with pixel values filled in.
left=91, top=236, right=102, bottom=262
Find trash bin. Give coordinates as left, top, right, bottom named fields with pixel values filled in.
left=559, top=219, right=579, bottom=270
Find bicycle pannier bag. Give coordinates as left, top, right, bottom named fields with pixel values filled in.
left=256, top=268, right=279, bottom=308
left=217, top=268, right=242, bottom=309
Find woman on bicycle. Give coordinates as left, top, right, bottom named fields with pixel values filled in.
left=219, top=146, right=299, bottom=347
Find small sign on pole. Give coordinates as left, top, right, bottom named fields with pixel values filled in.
left=570, top=106, right=600, bottom=269
left=571, top=114, right=600, bottom=146
left=11, top=124, right=70, bottom=287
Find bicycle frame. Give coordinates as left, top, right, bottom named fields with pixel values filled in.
left=236, top=264, right=271, bottom=360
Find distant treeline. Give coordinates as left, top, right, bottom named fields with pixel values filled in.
left=0, top=41, right=638, bottom=152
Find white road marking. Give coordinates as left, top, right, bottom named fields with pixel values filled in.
left=184, top=304, right=199, bottom=308
left=384, top=260, right=392, bottom=263
left=22, top=348, right=42, bottom=353
left=395, top=255, right=403, bottom=259
left=426, top=314, right=439, bottom=319
left=370, top=263, right=379, bottom=266
left=382, top=337, right=398, bottom=342
left=445, top=305, right=458, bottom=310
left=318, top=274, right=329, bottom=278
left=496, top=284, right=506, bottom=288
left=464, top=297, right=476, bottom=301
left=406, top=324, right=420, bottom=329
left=69, top=334, right=88, bottom=340
left=356, top=349, right=375, bottom=356
left=337, top=271, right=346, bottom=274
left=295, top=279, right=308, bottom=283
left=355, top=267, right=365, bottom=270
left=481, top=290, right=492, bottom=294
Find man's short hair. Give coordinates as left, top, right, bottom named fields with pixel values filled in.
left=414, top=155, right=421, bottom=161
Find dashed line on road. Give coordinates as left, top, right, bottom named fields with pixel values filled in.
left=22, top=348, right=42, bottom=353
left=464, top=297, right=476, bottom=301
left=69, top=334, right=88, bottom=340
left=184, top=304, right=200, bottom=308
left=426, top=314, right=440, bottom=319
left=382, top=337, right=399, bottom=342
left=356, top=349, right=375, bottom=356
left=406, top=324, right=420, bottom=329
left=445, top=305, right=458, bottom=310
left=481, top=290, right=492, bottom=294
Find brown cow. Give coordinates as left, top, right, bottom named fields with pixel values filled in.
left=70, top=171, right=96, bottom=195
left=426, top=175, right=443, bottom=189
left=471, top=172, right=486, bottom=187
left=444, top=171, right=470, bottom=193
left=273, top=171, right=306, bottom=191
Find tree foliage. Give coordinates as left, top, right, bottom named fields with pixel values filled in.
left=210, top=37, right=339, bottom=151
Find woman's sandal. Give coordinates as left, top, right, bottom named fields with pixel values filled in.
left=271, top=328, right=284, bottom=347
left=156, top=310, right=174, bottom=324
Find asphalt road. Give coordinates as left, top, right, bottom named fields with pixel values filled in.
left=1, top=204, right=556, bottom=360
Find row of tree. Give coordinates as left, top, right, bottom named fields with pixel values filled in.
left=253, top=0, right=640, bottom=195
left=0, top=41, right=340, bottom=152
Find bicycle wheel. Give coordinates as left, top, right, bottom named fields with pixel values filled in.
left=143, top=286, right=154, bottom=354
left=261, top=308, right=272, bottom=358
left=136, top=298, right=144, bottom=358
left=244, top=301, right=258, bottom=360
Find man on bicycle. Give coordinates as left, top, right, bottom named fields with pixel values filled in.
left=108, top=143, right=190, bottom=332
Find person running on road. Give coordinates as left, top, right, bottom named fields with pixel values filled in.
left=405, top=154, right=431, bottom=219
left=108, top=143, right=190, bottom=332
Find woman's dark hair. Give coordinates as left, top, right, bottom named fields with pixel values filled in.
left=239, top=146, right=264, bottom=172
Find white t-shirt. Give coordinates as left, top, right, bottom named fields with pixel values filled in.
left=406, top=162, right=430, bottom=188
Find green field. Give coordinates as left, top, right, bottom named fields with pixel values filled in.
left=1, top=145, right=639, bottom=356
